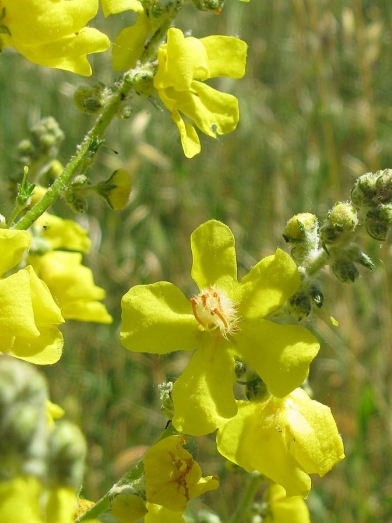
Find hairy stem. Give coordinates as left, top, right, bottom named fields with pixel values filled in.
left=13, top=1, right=182, bottom=231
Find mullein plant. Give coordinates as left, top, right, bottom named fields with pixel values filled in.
left=0, top=0, right=391, bottom=522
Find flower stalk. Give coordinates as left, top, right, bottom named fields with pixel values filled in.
left=12, top=1, right=183, bottom=232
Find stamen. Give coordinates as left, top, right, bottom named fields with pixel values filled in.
left=191, top=286, right=239, bottom=338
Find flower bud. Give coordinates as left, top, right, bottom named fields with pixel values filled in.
left=47, top=421, right=86, bottom=488
left=283, top=213, right=319, bottom=265
left=133, top=68, right=155, bottom=97
left=332, top=256, right=359, bottom=283
left=0, top=357, right=48, bottom=480
left=287, top=290, right=312, bottom=320
left=351, top=172, right=377, bottom=207
left=320, top=201, right=358, bottom=244
left=375, top=169, right=392, bottom=203
left=97, top=169, right=132, bottom=210
left=110, top=487, right=147, bottom=523
left=365, top=207, right=392, bottom=241
left=74, top=83, right=108, bottom=115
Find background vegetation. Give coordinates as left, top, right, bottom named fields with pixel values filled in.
left=1, top=1, right=392, bottom=521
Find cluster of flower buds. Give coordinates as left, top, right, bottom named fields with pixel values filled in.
left=74, top=82, right=110, bottom=115
left=351, top=169, right=392, bottom=240
left=16, top=117, right=64, bottom=174
left=283, top=191, right=378, bottom=320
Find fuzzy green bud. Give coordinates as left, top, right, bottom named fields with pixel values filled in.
left=332, top=256, right=359, bottom=283
left=351, top=172, right=378, bottom=208
left=320, top=201, right=358, bottom=244
left=283, top=213, right=320, bottom=265
left=47, top=422, right=86, bottom=488
left=74, top=82, right=108, bottom=115
left=0, top=357, right=48, bottom=480
left=365, top=207, right=392, bottom=241
left=287, top=290, right=312, bottom=320
left=133, top=68, right=155, bottom=97
left=375, top=169, right=392, bottom=203
left=110, top=487, right=148, bottom=523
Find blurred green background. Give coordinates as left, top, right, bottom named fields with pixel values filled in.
left=2, top=1, right=392, bottom=521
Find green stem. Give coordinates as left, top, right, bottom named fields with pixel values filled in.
left=228, top=472, right=264, bottom=523
left=304, top=248, right=330, bottom=277
left=12, top=0, right=183, bottom=231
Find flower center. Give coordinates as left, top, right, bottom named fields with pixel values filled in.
left=191, top=286, right=239, bottom=338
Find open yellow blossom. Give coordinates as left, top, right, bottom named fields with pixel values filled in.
left=0, top=0, right=110, bottom=75
left=121, top=220, right=319, bottom=436
left=0, top=229, right=64, bottom=364
left=216, top=388, right=345, bottom=497
left=153, top=28, right=247, bottom=158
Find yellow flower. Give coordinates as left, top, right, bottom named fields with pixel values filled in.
left=216, top=388, right=345, bottom=497
left=28, top=251, right=112, bottom=324
left=0, top=0, right=110, bottom=75
left=121, top=220, right=319, bottom=436
left=264, top=484, right=311, bottom=523
left=153, top=28, right=247, bottom=158
left=0, top=229, right=64, bottom=365
left=144, top=435, right=219, bottom=512
left=35, top=212, right=91, bottom=253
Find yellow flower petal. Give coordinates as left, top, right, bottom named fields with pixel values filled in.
left=101, top=0, right=142, bottom=17
left=0, top=229, right=31, bottom=277
left=29, top=251, right=112, bottom=324
left=17, top=28, right=110, bottom=76
left=1, top=0, right=110, bottom=75
left=35, top=213, right=91, bottom=253
left=112, top=11, right=151, bottom=70
left=0, top=266, right=64, bottom=364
